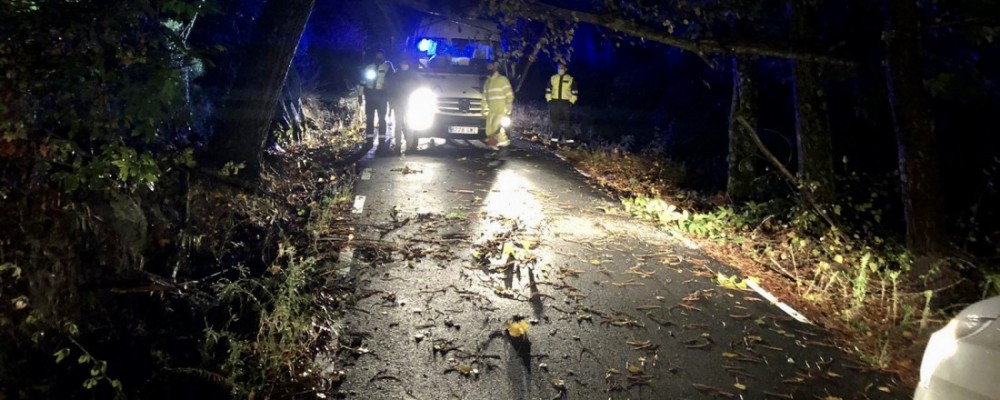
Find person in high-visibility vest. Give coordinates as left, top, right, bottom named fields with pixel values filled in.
left=360, top=49, right=394, bottom=147
left=482, top=60, right=514, bottom=150
left=545, top=61, right=578, bottom=145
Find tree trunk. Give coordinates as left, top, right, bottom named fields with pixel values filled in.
left=792, top=0, right=835, bottom=204
left=884, top=0, right=947, bottom=274
left=206, top=0, right=315, bottom=176
left=727, top=56, right=759, bottom=202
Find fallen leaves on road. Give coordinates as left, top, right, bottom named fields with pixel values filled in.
left=626, top=363, right=642, bottom=374
left=558, top=265, right=584, bottom=277
left=444, top=362, right=480, bottom=377
left=610, top=279, right=645, bottom=287
left=626, top=339, right=658, bottom=352
left=692, top=383, right=736, bottom=398
left=716, top=273, right=759, bottom=291
left=600, top=313, right=644, bottom=328
left=504, top=320, right=530, bottom=338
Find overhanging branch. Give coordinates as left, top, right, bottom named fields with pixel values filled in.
left=523, top=1, right=856, bottom=67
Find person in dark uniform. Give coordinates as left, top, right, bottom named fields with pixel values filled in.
left=360, top=49, right=394, bottom=148
left=388, top=57, right=424, bottom=153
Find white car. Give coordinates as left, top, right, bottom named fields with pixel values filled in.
left=916, top=295, right=1000, bottom=399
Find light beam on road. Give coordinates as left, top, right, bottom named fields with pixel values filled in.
left=483, top=169, right=545, bottom=229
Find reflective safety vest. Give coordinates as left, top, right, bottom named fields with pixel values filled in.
left=364, top=61, right=393, bottom=91
left=482, top=72, right=514, bottom=114
left=545, top=73, right=578, bottom=104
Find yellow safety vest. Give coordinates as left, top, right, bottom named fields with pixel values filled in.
left=482, top=72, right=514, bottom=114
left=545, top=73, right=578, bottom=104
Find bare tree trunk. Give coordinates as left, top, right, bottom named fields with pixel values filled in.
left=727, top=56, right=758, bottom=202
left=206, top=0, right=315, bottom=176
left=792, top=0, right=835, bottom=204
left=884, top=0, right=947, bottom=274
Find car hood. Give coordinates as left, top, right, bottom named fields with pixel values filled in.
left=959, top=296, right=1000, bottom=320
left=419, top=73, right=485, bottom=99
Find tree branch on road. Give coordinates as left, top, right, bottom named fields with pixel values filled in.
left=517, top=1, right=857, bottom=67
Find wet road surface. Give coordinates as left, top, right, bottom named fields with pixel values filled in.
left=332, top=139, right=902, bottom=399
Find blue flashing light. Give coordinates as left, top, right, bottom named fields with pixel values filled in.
left=418, top=38, right=432, bottom=52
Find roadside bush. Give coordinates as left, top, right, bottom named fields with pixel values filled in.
left=0, top=2, right=364, bottom=396
left=563, top=132, right=995, bottom=380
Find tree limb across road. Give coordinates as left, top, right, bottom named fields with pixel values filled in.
left=393, top=0, right=854, bottom=65
left=517, top=1, right=856, bottom=67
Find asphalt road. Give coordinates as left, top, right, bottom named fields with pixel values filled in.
left=333, top=138, right=903, bottom=399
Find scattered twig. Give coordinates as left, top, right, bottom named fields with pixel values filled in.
left=736, top=116, right=838, bottom=231
left=369, top=369, right=402, bottom=383
left=692, top=383, right=736, bottom=398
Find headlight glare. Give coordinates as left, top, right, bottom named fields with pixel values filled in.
left=500, top=115, right=512, bottom=128
left=365, top=69, right=376, bottom=81
left=407, top=87, right=437, bottom=131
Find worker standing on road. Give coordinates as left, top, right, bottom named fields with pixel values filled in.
left=545, top=61, right=578, bottom=146
left=388, top=58, right=422, bottom=153
left=360, top=49, right=394, bottom=149
left=482, top=60, right=514, bottom=152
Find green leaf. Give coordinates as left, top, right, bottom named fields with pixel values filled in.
left=83, top=378, right=98, bottom=389
left=54, top=348, right=71, bottom=364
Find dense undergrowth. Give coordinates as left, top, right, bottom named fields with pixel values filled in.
left=513, top=104, right=997, bottom=385
left=0, top=95, right=364, bottom=398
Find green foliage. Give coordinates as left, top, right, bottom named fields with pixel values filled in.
left=207, top=242, right=322, bottom=391
left=622, top=196, right=746, bottom=242
left=0, top=0, right=202, bottom=195
left=49, top=341, right=125, bottom=397
left=983, top=273, right=1000, bottom=297
left=220, top=161, right=247, bottom=177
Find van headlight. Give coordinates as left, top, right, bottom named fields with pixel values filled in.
left=955, top=315, right=996, bottom=339
left=500, top=115, right=512, bottom=128
left=407, top=87, right=437, bottom=131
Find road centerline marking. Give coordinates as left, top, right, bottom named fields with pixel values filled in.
left=351, top=195, right=367, bottom=214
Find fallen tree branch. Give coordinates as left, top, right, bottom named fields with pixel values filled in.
left=521, top=1, right=856, bottom=67
left=735, top=117, right=840, bottom=231
left=392, top=0, right=855, bottom=66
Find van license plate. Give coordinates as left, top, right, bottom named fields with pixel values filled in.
left=448, top=126, right=478, bottom=134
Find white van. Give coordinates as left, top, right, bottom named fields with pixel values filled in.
left=399, top=18, right=502, bottom=150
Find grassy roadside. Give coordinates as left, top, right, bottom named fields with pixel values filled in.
left=512, top=106, right=989, bottom=388
left=189, top=96, right=366, bottom=396
left=0, top=96, right=366, bottom=399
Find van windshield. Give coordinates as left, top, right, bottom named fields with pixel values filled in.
left=417, top=37, right=494, bottom=75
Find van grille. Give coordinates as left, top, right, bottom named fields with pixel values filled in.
left=437, top=97, right=483, bottom=114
